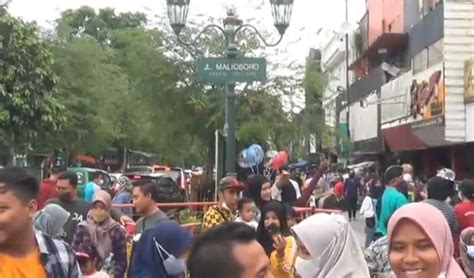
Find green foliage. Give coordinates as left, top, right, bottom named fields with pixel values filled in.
left=3, top=5, right=327, bottom=166
left=0, top=14, right=64, bottom=163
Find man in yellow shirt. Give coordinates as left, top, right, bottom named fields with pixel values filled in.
left=0, top=167, right=80, bottom=278
left=202, top=176, right=245, bottom=230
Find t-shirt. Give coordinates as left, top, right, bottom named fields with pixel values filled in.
left=0, top=249, right=47, bottom=278
left=37, top=179, right=58, bottom=210
left=235, top=217, right=258, bottom=230
left=424, top=199, right=458, bottom=235
left=112, top=192, right=133, bottom=217
left=344, top=179, right=359, bottom=198
left=85, top=182, right=100, bottom=202
left=455, top=202, right=474, bottom=232
left=376, top=187, right=408, bottom=236
left=45, top=198, right=90, bottom=244
left=135, top=210, right=169, bottom=235
left=271, top=180, right=301, bottom=205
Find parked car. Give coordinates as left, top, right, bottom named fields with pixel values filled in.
left=68, top=167, right=114, bottom=200
left=125, top=166, right=154, bottom=174
left=125, top=173, right=185, bottom=204
left=152, top=166, right=187, bottom=191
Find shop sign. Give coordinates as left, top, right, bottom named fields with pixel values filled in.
left=411, top=115, right=444, bottom=130
left=410, top=64, right=445, bottom=120
left=465, top=58, right=474, bottom=103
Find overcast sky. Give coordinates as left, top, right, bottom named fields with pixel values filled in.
left=8, top=0, right=366, bottom=112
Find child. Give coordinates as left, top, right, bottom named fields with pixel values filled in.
left=235, top=198, right=258, bottom=230
left=76, top=247, right=111, bottom=278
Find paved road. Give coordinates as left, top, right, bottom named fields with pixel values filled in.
left=343, top=212, right=367, bottom=248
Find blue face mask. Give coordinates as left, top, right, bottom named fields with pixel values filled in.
left=154, top=238, right=187, bottom=276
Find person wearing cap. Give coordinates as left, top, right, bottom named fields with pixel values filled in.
left=375, top=165, right=408, bottom=237
left=202, top=176, right=245, bottom=231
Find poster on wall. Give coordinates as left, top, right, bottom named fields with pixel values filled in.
left=410, top=63, right=445, bottom=120
left=465, top=58, right=474, bottom=103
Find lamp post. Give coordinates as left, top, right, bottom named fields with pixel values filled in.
left=166, top=0, right=294, bottom=176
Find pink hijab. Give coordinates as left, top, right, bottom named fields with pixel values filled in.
left=387, top=203, right=465, bottom=277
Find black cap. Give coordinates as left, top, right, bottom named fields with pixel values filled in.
left=384, top=165, right=403, bottom=183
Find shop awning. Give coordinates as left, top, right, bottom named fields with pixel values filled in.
left=381, top=124, right=427, bottom=152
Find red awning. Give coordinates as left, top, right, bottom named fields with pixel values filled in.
left=381, top=124, right=427, bottom=152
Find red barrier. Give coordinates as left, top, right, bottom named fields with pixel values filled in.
left=112, top=202, right=217, bottom=209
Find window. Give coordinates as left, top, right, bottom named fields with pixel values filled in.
left=413, top=49, right=428, bottom=74
left=428, top=39, right=443, bottom=66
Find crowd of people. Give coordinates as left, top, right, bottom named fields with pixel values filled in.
left=0, top=161, right=472, bottom=277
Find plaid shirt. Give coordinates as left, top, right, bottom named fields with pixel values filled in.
left=36, top=232, right=80, bottom=278
left=201, top=205, right=235, bottom=231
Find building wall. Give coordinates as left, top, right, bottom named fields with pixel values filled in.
left=367, top=0, right=405, bottom=45
left=444, top=0, right=474, bottom=142
left=467, top=103, right=474, bottom=142
left=349, top=93, right=378, bottom=142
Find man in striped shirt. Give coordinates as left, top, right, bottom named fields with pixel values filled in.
left=423, top=168, right=458, bottom=237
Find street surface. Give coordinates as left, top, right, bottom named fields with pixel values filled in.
left=349, top=213, right=367, bottom=248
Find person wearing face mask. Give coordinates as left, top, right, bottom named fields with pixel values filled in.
left=292, top=213, right=370, bottom=278
left=202, top=176, right=245, bottom=231
left=388, top=202, right=465, bottom=278
left=33, top=203, right=70, bottom=238
left=72, top=190, right=127, bottom=278
left=129, top=220, right=192, bottom=278
left=46, top=171, right=133, bottom=244
left=459, top=227, right=474, bottom=276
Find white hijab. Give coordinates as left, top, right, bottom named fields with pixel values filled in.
left=292, top=214, right=370, bottom=278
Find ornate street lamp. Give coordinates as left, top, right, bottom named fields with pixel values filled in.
left=165, top=0, right=293, bottom=176
left=270, top=0, right=294, bottom=35
left=166, top=0, right=190, bottom=35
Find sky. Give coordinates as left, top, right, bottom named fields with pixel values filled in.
left=8, top=0, right=366, bottom=112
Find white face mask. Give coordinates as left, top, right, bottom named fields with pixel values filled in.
left=295, top=257, right=320, bottom=278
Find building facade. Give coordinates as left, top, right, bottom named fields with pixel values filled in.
left=343, top=0, right=474, bottom=178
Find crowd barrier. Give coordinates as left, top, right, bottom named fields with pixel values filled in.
left=113, top=202, right=342, bottom=231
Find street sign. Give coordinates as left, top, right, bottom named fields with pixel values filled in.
left=197, top=57, right=267, bottom=83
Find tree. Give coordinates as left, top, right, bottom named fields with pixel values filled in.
left=0, top=13, right=64, bottom=165
left=49, top=35, right=130, bottom=155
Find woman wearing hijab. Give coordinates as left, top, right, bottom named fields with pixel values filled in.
left=129, top=220, right=192, bottom=278
left=292, top=213, right=370, bottom=278
left=33, top=203, right=70, bottom=238
left=244, top=175, right=272, bottom=209
left=256, top=201, right=296, bottom=278
left=388, top=202, right=465, bottom=278
left=72, top=190, right=127, bottom=278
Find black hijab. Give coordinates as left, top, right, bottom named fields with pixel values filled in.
left=256, top=201, right=291, bottom=256
left=243, top=175, right=270, bottom=209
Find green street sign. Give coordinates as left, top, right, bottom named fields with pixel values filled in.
left=197, top=57, right=267, bottom=84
